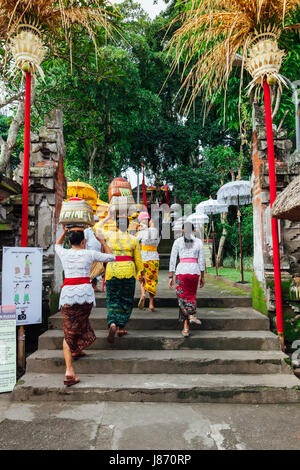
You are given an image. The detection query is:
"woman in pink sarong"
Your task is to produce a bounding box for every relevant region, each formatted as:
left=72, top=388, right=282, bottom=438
left=169, top=222, right=205, bottom=337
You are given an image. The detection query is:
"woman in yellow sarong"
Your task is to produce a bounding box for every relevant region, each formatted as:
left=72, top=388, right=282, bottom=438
left=136, top=212, right=160, bottom=312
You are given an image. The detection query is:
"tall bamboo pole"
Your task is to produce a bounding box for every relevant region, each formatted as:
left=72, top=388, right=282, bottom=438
left=18, top=71, right=32, bottom=371
left=211, top=215, right=218, bottom=276
left=263, top=79, right=284, bottom=351
left=237, top=195, right=244, bottom=283
left=136, top=170, right=140, bottom=205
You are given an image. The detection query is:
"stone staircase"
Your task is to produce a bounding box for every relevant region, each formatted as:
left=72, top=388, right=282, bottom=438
left=12, top=280, right=300, bottom=404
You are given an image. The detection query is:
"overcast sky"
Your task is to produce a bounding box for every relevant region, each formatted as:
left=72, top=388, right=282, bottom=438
left=112, top=0, right=168, bottom=19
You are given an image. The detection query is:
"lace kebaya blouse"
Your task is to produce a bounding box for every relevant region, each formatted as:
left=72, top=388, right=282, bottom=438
left=104, top=231, right=144, bottom=281
left=169, top=236, right=205, bottom=276
left=55, top=244, right=115, bottom=307
left=136, top=227, right=160, bottom=262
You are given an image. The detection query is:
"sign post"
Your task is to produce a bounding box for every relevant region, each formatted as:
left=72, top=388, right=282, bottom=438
left=0, top=306, right=16, bottom=393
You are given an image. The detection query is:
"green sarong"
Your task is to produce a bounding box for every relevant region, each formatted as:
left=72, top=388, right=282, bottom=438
left=106, top=277, right=136, bottom=328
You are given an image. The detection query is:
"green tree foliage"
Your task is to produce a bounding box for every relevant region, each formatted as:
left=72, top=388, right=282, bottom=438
left=0, top=113, right=23, bottom=174
left=2, top=0, right=299, bottom=262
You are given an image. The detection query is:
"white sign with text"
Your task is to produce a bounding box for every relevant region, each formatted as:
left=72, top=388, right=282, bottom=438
left=2, top=247, right=43, bottom=326
left=0, top=305, right=16, bottom=393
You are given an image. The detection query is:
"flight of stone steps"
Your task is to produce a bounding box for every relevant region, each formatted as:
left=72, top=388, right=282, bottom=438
left=12, top=284, right=300, bottom=404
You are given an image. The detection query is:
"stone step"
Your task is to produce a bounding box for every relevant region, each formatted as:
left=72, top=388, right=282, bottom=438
left=49, top=307, right=269, bottom=331
left=95, top=296, right=252, bottom=308
left=38, top=329, right=280, bottom=351
left=12, top=373, right=300, bottom=404
left=55, top=307, right=269, bottom=331
left=26, top=349, right=291, bottom=375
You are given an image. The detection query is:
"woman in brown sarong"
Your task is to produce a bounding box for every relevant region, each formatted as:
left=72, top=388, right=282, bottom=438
left=55, top=226, right=115, bottom=386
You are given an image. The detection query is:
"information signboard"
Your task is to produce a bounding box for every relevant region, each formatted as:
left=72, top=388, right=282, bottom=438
left=2, top=247, right=43, bottom=326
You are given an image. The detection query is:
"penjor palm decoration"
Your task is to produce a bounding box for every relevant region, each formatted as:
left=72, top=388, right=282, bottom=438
left=168, top=0, right=300, bottom=350
left=0, top=0, right=115, bottom=247
left=168, top=0, right=300, bottom=111
left=0, top=1, right=116, bottom=372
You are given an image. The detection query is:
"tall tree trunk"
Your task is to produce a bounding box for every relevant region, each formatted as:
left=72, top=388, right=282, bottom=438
left=216, top=212, right=227, bottom=266
left=0, top=84, right=36, bottom=175
left=88, top=141, right=97, bottom=180
left=6, top=159, right=11, bottom=178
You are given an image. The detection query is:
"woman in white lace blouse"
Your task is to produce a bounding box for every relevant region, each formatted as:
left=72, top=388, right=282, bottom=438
left=55, top=227, right=115, bottom=386
left=169, top=222, right=205, bottom=337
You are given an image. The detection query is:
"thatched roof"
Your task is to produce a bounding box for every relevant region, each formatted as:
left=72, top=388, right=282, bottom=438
left=272, top=175, right=300, bottom=221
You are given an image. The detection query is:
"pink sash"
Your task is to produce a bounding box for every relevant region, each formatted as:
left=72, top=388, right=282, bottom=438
left=180, top=258, right=198, bottom=263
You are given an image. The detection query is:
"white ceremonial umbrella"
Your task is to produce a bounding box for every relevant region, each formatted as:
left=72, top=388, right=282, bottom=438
left=217, top=180, right=251, bottom=206
left=187, top=213, right=209, bottom=241
left=172, top=216, right=187, bottom=239
left=187, top=213, right=209, bottom=225
left=196, top=198, right=228, bottom=276
left=172, top=216, right=186, bottom=229
left=196, top=198, right=228, bottom=215
left=217, top=180, right=251, bottom=283
left=173, top=213, right=208, bottom=238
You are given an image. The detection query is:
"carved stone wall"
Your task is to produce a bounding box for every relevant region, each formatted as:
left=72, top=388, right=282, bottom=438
left=252, top=102, right=300, bottom=341
left=1, top=109, right=67, bottom=317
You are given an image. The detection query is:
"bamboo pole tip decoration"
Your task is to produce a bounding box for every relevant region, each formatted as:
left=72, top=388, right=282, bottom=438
left=11, top=24, right=46, bottom=78
left=246, top=33, right=286, bottom=93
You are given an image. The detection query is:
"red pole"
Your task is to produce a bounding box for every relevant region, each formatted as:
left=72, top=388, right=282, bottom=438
left=21, top=72, right=31, bottom=248
left=263, top=80, right=284, bottom=351
left=18, top=72, right=31, bottom=372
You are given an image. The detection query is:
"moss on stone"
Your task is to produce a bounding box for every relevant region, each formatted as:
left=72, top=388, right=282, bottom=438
left=49, top=291, right=60, bottom=316
left=284, top=357, right=293, bottom=369
left=283, top=315, right=300, bottom=344
left=252, top=273, right=268, bottom=315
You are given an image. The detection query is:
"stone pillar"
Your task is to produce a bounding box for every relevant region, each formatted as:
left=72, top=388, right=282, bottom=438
left=252, top=103, right=300, bottom=341
left=14, top=108, right=67, bottom=315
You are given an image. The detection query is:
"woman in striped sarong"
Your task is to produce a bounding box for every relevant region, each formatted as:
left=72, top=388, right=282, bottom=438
left=169, top=222, right=205, bottom=337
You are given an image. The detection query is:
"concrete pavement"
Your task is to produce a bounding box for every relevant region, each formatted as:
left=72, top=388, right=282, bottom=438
left=0, top=393, right=300, bottom=450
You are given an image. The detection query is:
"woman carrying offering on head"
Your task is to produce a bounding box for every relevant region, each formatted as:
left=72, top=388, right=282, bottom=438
left=136, top=212, right=160, bottom=312
left=169, top=222, right=205, bottom=337
left=55, top=226, right=115, bottom=386
left=98, top=212, right=146, bottom=343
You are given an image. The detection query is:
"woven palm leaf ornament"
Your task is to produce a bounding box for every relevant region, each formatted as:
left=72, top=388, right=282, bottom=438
left=245, top=31, right=287, bottom=95
left=0, top=0, right=117, bottom=80
left=10, top=22, right=46, bottom=79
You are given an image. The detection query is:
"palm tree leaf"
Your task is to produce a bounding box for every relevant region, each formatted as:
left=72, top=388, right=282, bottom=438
left=167, top=0, right=300, bottom=113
